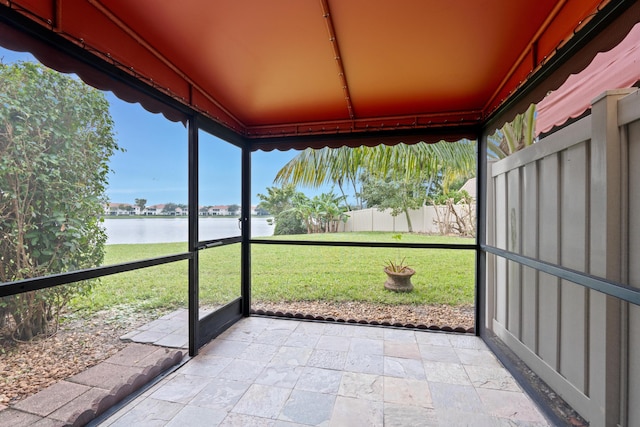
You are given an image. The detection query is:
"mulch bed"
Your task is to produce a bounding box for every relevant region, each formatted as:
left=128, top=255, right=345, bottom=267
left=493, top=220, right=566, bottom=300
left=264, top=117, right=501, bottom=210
left=0, top=307, right=158, bottom=407
left=252, top=301, right=475, bottom=331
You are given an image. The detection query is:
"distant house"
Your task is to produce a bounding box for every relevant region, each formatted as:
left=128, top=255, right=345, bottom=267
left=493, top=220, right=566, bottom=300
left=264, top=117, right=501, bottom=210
left=144, top=205, right=158, bottom=215
left=145, top=204, right=167, bottom=215
left=199, top=206, right=211, bottom=216
left=208, top=205, right=230, bottom=216
left=104, top=203, right=134, bottom=216
left=460, top=178, right=476, bottom=200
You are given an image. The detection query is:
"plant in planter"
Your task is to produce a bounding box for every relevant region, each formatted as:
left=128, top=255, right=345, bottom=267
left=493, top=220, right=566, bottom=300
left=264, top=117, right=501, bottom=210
left=383, top=235, right=415, bottom=292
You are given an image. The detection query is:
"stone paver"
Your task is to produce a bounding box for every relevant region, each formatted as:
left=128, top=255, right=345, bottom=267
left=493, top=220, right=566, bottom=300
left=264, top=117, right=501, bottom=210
left=307, top=348, right=347, bottom=370
left=68, top=363, right=145, bottom=390
left=189, top=378, right=250, bottom=411
left=148, top=374, right=210, bottom=405
left=99, top=316, right=552, bottom=426
left=383, top=376, right=432, bottom=408
left=231, top=384, right=291, bottom=419
left=47, top=387, right=110, bottom=422
left=384, top=402, right=439, bottom=427
left=104, top=343, right=165, bottom=367
left=330, top=396, right=384, bottom=427
left=338, top=372, right=383, bottom=401
left=278, top=389, right=335, bottom=425
left=0, top=408, right=43, bottom=426
left=13, top=381, right=91, bottom=417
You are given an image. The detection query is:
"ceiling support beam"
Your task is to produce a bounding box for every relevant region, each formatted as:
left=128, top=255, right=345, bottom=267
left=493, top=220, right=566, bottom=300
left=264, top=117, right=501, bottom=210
left=320, top=0, right=355, bottom=121
left=484, top=0, right=569, bottom=113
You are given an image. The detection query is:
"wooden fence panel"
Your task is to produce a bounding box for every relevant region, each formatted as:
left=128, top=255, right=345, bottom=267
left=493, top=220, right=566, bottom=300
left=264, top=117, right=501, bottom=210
left=507, top=169, right=522, bottom=338
left=537, top=154, right=560, bottom=369
left=488, top=89, right=639, bottom=426
left=494, top=173, right=508, bottom=326
left=559, top=141, right=589, bottom=394
left=521, top=162, right=538, bottom=351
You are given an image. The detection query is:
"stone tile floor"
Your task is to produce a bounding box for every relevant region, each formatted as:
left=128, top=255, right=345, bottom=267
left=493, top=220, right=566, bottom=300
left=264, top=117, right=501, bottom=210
left=100, top=316, right=550, bottom=426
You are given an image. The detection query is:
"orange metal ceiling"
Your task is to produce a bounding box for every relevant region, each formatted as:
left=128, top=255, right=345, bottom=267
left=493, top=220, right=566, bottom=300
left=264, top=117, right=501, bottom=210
left=1, top=0, right=638, bottom=145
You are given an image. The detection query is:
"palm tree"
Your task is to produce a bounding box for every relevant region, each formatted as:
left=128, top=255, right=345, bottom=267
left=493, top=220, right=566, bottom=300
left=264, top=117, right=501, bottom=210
left=274, top=141, right=476, bottom=212
left=488, top=104, right=537, bottom=159
left=287, top=192, right=314, bottom=234
left=363, top=141, right=476, bottom=194
left=314, top=192, right=347, bottom=232
left=274, top=147, right=363, bottom=210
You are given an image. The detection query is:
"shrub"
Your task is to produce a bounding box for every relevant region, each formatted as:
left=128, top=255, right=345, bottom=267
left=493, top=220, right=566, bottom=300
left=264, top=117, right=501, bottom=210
left=0, top=62, right=119, bottom=340
left=274, top=211, right=306, bottom=235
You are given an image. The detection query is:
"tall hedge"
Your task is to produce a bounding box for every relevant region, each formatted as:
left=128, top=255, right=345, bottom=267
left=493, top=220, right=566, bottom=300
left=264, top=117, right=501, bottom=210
left=0, top=62, right=119, bottom=340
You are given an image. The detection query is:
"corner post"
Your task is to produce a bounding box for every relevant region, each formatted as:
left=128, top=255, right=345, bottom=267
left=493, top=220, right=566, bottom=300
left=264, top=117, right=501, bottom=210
left=476, top=130, right=488, bottom=336
left=588, top=89, right=633, bottom=426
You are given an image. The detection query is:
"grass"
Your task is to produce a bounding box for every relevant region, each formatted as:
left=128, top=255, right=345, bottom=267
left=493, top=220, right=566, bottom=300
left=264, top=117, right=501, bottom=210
left=71, top=233, right=475, bottom=313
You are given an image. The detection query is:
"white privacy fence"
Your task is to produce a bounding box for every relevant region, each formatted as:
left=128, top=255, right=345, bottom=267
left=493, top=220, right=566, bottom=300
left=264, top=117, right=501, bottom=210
left=486, top=89, right=640, bottom=427
left=338, top=203, right=475, bottom=236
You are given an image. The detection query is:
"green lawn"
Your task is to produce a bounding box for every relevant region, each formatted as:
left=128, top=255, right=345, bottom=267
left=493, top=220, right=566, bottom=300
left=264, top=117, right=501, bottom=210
left=72, top=233, right=475, bottom=313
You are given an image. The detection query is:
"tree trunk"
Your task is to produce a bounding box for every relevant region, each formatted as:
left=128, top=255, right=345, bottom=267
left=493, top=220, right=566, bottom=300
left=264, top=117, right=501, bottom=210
left=0, top=306, right=6, bottom=329
left=402, top=204, right=414, bottom=233
left=7, top=291, right=50, bottom=340
left=337, top=182, right=352, bottom=211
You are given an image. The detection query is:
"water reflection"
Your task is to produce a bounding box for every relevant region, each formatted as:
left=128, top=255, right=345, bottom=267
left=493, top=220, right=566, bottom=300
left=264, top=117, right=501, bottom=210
left=104, top=217, right=274, bottom=244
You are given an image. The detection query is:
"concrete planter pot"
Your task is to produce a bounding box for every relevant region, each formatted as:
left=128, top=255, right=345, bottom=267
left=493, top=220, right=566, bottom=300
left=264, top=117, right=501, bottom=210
left=383, top=267, right=415, bottom=292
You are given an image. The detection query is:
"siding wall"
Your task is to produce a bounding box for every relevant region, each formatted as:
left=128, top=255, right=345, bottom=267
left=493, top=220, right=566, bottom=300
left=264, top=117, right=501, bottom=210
left=487, top=89, right=640, bottom=426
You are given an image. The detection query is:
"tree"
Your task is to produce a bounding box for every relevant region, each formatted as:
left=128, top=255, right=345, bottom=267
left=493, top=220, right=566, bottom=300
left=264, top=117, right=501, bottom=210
left=163, top=202, right=178, bottom=214
left=312, top=192, right=348, bottom=233
left=256, top=184, right=309, bottom=235
left=134, top=198, right=147, bottom=214
left=359, top=171, right=428, bottom=232
left=227, top=204, right=240, bottom=216
left=274, top=141, right=476, bottom=232
left=256, top=184, right=297, bottom=217
left=275, top=141, right=475, bottom=205
left=274, top=210, right=306, bottom=235
left=429, top=190, right=476, bottom=237
left=285, top=192, right=314, bottom=233
left=0, top=62, right=119, bottom=340
left=275, top=147, right=363, bottom=210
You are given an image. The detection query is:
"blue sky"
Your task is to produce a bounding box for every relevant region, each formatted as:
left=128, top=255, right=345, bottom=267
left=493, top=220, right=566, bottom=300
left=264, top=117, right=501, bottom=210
left=1, top=47, right=331, bottom=206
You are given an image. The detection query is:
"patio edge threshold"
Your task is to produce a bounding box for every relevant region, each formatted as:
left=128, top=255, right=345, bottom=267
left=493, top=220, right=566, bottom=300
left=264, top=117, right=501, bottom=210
left=250, top=308, right=475, bottom=334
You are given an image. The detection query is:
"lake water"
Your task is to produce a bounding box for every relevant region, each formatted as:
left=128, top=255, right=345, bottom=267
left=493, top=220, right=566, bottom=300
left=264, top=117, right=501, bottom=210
left=104, top=217, right=274, bottom=244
